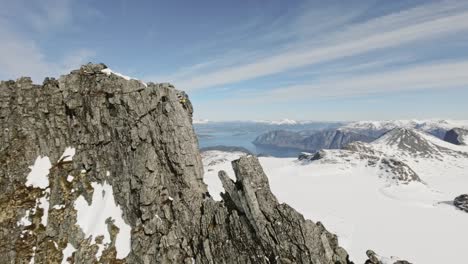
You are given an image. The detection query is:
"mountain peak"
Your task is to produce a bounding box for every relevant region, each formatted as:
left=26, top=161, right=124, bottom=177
left=373, top=128, right=441, bottom=157
left=1, top=64, right=350, bottom=263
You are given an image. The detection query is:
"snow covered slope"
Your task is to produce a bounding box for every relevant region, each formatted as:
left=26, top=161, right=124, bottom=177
left=370, top=128, right=468, bottom=159
left=343, top=119, right=468, bottom=131
left=342, top=119, right=468, bottom=139
left=202, top=130, right=468, bottom=263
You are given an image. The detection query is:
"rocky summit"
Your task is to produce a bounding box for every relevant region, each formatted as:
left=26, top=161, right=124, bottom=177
left=0, top=63, right=351, bottom=263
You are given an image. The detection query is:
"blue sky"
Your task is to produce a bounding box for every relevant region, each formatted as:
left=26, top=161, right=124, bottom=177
left=1, top=0, right=468, bottom=121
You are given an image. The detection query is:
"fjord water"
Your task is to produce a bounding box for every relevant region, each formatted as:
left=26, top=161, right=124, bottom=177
left=194, top=121, right=341, bottom=157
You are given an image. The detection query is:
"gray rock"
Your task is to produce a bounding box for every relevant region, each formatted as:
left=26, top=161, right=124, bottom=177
left=0, top=63, right=351, bottom=263
left=365, top=250, right=381, bottom=264
left=364, top=249, right=412, bottom=264
left=454, top=194, right=468, bottom=213
left=298, top=150, right=326, bottom=162
left=444, top=128, right=468, bottom=145
left=379, top=158, right=422, bottom=184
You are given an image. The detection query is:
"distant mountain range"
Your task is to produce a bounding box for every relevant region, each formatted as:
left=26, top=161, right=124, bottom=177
left=193, top=118, right=345, bottom=126
left=253, top=119, right=468, bottom=152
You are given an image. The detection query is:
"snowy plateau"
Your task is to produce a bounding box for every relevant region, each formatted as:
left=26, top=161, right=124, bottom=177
left=202, top=127, right=468, bottom=264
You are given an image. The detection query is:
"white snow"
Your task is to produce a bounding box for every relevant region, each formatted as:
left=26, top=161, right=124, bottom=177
left=26, top=156, right=51, bottom=189
left=259, top=119, right=299, bottom=125
left=202, top=147, right=468, bottom=264
left=17, top=209, right=32, bottom=226
left=372, top=128, right=468, bottom=157
left=343, top=119, right=468, bottom=131
left=201, top=150, right=246, bottom=200
left=53, top=204, right=65, bottom=210
left=101, top=68, right=147, bottom=87
left=38, top=191, right=50, bottom=226
left=73, top=181, right=131, bottom=259
left=29, top=246, right=36, bottom=264
left=253, top=119, right=317, bottom=125
left=61, top=243, right=76, bottom=264
left=59, top=147, right=76, bottom=162
left=463, top=135, right=468, bottom=145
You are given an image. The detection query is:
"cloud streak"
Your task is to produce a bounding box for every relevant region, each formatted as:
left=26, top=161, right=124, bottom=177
left=0, top=0, right=95, bottom=82
left=262, top=60, right=468, bottom=101
left=165, top=1, right=468, bottom=92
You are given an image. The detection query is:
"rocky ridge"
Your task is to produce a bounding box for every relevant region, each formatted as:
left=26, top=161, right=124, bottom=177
left=444, top=128, right=468, bottom=145
left=0, top=63, right=350, bottom=263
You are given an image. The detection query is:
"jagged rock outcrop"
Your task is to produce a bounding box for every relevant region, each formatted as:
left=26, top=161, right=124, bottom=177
left=298, top=151, right=325, bottom=161
left=0, top=63, right=351, bottom=263
left=364, top=250, right=412, bottom=264
left=454, top=194, right=468, bottom=213
left=444, top=128, right=468, bottom=145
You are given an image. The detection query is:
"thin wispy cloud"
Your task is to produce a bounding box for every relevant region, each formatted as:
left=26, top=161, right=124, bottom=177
left=1, top=0, right=467, bottom=120
left=164, top=0, right=468, bottom=93
left=263, top=60, right=468, bottom=101
left=0, top=0, right=96, bottom=82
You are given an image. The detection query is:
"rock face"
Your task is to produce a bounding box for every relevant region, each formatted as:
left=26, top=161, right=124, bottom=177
left=454, top=194, right=468, bottom=213
left=0, top=63, right=350, bottom=263
left=253, top=129, right=375, bottom=152
left=444, top=128, right=468, bottom=145
left=253, top=130, right=306, bottom=150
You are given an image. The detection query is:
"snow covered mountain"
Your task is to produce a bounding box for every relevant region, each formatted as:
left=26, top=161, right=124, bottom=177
left=203, top=128, right=468, bottom=264
left=343, top=119, right=468, bottom=131
left=342, top=119, right=468, bottom=138
left=251, top=119, right=468, bottom=155
left=370, top=128, right=468, bottom=159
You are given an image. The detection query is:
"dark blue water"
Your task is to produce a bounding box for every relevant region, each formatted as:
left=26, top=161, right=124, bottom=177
left=194, top=121, right=342, bottom=157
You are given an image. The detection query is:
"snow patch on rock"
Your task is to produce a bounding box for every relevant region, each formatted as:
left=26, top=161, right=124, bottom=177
left=101, top=68, right=147, bottom=87
left=26, top=156, right=51, bottom=189
left=38, top=191, right=50, bottom=226
left=73, top=181, right=131, bottom=259
left=202, top=150, right=246, bottom=200
left=61, top=243, right=76, bottom=264
left=59, top=147, right=76, bottom=162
